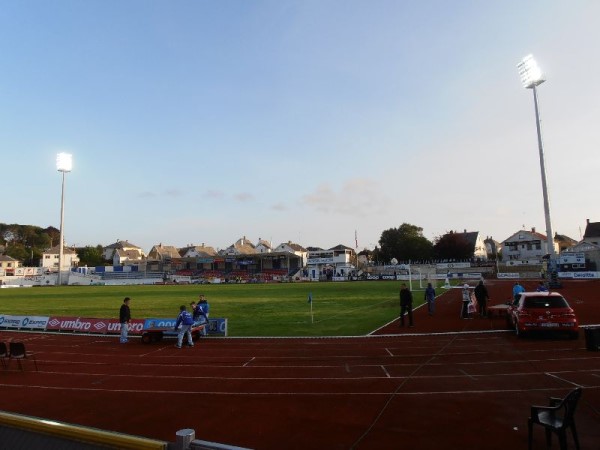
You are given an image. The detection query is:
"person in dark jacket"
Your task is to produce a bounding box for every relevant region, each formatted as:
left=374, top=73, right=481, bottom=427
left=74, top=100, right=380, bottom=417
left=399, top=283, right=414, bottom=327
left=474, top=280, right=490, bottom=317
left=119, top=297, right=131, bottom=344
left=424, top=282, right=436, bottom=316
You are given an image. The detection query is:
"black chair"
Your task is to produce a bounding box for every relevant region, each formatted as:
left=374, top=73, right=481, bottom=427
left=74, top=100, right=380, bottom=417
left=8, top=342, right=38, bottom=371
left=528, top=387, right=582, bottom=450
left=0, top=342, right=8, bottom=369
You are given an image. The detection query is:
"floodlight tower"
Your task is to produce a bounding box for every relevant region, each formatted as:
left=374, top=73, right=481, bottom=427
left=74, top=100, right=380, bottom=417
left=56, top=153, right=73, bottom=286
left=517, top=55, right=558, bottom=286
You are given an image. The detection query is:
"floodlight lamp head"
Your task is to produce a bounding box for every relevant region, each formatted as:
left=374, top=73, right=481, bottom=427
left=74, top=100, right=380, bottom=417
left=517, top=54, right=545, bottom=89
left=56, top=152, right=73, bottom=172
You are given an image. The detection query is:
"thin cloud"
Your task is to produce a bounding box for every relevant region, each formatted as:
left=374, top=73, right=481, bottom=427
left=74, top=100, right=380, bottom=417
left=205, top=190, right=225, bottom=199
left=234, top=192, right=254, bottom=202
left=271, top=202, right=287, bottom=211
left=164, top=189, right=182, bottom=197
left=301, top=178, right=389, bottom=217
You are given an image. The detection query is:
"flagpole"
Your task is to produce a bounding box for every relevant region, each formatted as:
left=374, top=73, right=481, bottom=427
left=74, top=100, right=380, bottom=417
left=310, top=300, right=314, bottom=324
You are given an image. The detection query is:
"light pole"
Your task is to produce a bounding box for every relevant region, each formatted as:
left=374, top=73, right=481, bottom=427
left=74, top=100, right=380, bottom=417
left=56, top=153, right=73, bottom=286
left=517, top=55, right=558, bottom=287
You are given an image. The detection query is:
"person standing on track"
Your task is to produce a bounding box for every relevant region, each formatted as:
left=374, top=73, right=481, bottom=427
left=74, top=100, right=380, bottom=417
left=474, top=280, right=490, bottom=318
left=461, top=284, right=472, bottom=319
left=424, top=282, right=436, bottom=316
left=198, top=294, right=210, bottom=336
left=513, top=281, right=525, bottom=303
left=119, top=297, right=131, bottom=344
left=174, top=305, right=194, bottom=349
left=399, top=283, right=414, bottom=327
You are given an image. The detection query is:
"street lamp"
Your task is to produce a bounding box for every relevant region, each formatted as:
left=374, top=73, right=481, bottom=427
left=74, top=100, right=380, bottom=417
left=517, top=55, right=558, bottom=286
left=56, top=152, right=72, bottom=286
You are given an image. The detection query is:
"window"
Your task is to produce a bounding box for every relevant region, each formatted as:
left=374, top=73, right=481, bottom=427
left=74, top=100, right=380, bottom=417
left=523, top=296, right=568, bottom=308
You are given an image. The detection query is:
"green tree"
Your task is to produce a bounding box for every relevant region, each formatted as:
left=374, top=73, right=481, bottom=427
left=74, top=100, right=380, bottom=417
left=433, top=231, right=472, bottom=260
left=77, top=245, right=105, bottom=267
left=378, top=223, right=433, bottom=263
left=5, top=243, right=29, bottom=262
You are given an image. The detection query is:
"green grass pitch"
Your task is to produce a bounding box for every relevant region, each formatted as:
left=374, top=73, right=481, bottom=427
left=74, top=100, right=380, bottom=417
left=0, top=281, right=432, bottom=336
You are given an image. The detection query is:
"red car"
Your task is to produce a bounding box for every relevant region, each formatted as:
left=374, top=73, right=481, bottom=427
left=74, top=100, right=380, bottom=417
left=506, top=292, right=579, bottom=339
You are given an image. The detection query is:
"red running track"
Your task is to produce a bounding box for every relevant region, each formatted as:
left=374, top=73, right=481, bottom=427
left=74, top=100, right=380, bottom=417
left=0, top=279, right=599, bottom=449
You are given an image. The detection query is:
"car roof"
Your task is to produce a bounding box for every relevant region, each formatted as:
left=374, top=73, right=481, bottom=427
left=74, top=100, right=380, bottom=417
left=519, top=291, right=562, bottom=298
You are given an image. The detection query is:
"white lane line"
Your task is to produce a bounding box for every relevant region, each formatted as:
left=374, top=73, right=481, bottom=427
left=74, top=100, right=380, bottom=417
left=1, top=384, right=586, bottom=396
left=380, top=365, right=391, bottom=378
left=243, top=357, right=256, bottom=367
left=20, top=368, right=600, bottom=382
left=545, top=372, right=584, bottom=388
left=385, top=348, right=393, bottom=356
left=458, top=369, right=477, bottom=381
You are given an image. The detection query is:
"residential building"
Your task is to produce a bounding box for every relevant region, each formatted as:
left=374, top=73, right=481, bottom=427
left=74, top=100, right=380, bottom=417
left=102, top=240, right=146, bottom=261
left=581, top=219, right=600, bottom=246
left=0, top=255, right=20, bottom=276
left=147, top=243, right=181, bottom=272
left=501, top=227, right=557, bottom=263
left=255, top=238, right=273, bottom=254
left=41, top=245, right=80, bottom=272
left=457, top=230, right=488, bottom=261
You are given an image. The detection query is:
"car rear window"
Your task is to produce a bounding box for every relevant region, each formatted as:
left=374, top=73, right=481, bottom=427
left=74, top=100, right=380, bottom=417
left=523, top=296, right=569, bottom=308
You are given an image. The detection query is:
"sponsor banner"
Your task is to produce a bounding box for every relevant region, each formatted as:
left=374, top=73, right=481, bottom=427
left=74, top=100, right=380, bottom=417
left=144, top=317, right=228, bottom=336
left=497, top=273, right=521, bottom=279
left=559, top=253, right=585, bottom=264
left=207, top=318, right=228, bottom=336
left=307, top=258, right=334, bottom=264
left=558, top=271, right=600, bottom=279
left=447, top=273, right=482, bottom=279
left=46, top=317, right=146, bottom=334
left=572, top=272, right=600, bottom=279
left=436, top=263, right=470, bottom=270
left=144, top=318, right=177, bottom=329
left=380, top=274, right=398, bottom=280
left=196, top=258, right=214, bottom=263
left=0, top=315, right=49, bottom=329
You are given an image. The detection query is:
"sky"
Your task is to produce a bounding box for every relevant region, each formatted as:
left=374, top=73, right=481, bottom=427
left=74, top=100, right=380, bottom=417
left=1, top=1, right=599, bottom=254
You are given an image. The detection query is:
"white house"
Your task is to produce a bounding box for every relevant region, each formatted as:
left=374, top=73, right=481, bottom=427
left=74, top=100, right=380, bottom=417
left=41, top=245, right=80, bottom=272
left=273, top=241, right=307, bottom=266
left=501, top=227, right=557, bottom=263
left=255, top=238, right=273, bottom=254
left=306, top=245, right=355, bottom=280
left=103, top=240, right=146, bottom=262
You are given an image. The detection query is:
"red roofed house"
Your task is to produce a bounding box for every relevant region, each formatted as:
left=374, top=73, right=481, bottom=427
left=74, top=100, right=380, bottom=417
left=501, top=227, right=558, bottom=263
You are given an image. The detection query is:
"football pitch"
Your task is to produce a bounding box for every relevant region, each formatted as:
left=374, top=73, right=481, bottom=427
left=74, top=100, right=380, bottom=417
left=0, top=281, right=430, bottom=336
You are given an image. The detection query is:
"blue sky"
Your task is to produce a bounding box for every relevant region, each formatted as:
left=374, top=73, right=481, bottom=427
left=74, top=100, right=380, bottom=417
left=1, top=1, right=598, bottom=253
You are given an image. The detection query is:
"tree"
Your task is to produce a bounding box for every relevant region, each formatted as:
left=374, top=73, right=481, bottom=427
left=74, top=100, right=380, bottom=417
left=433, top=231, right=472, bottom=260
left=5, top=243, right=29, bottom=262
left=1, top=223, right=58, bottom=266
left=77, top=245, right=105, bottom=267
left=378, top=223, right=433, bottom=263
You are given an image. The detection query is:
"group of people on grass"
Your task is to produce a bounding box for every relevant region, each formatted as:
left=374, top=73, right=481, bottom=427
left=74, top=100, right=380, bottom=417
left=118, top=294, right=210, bottom=347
